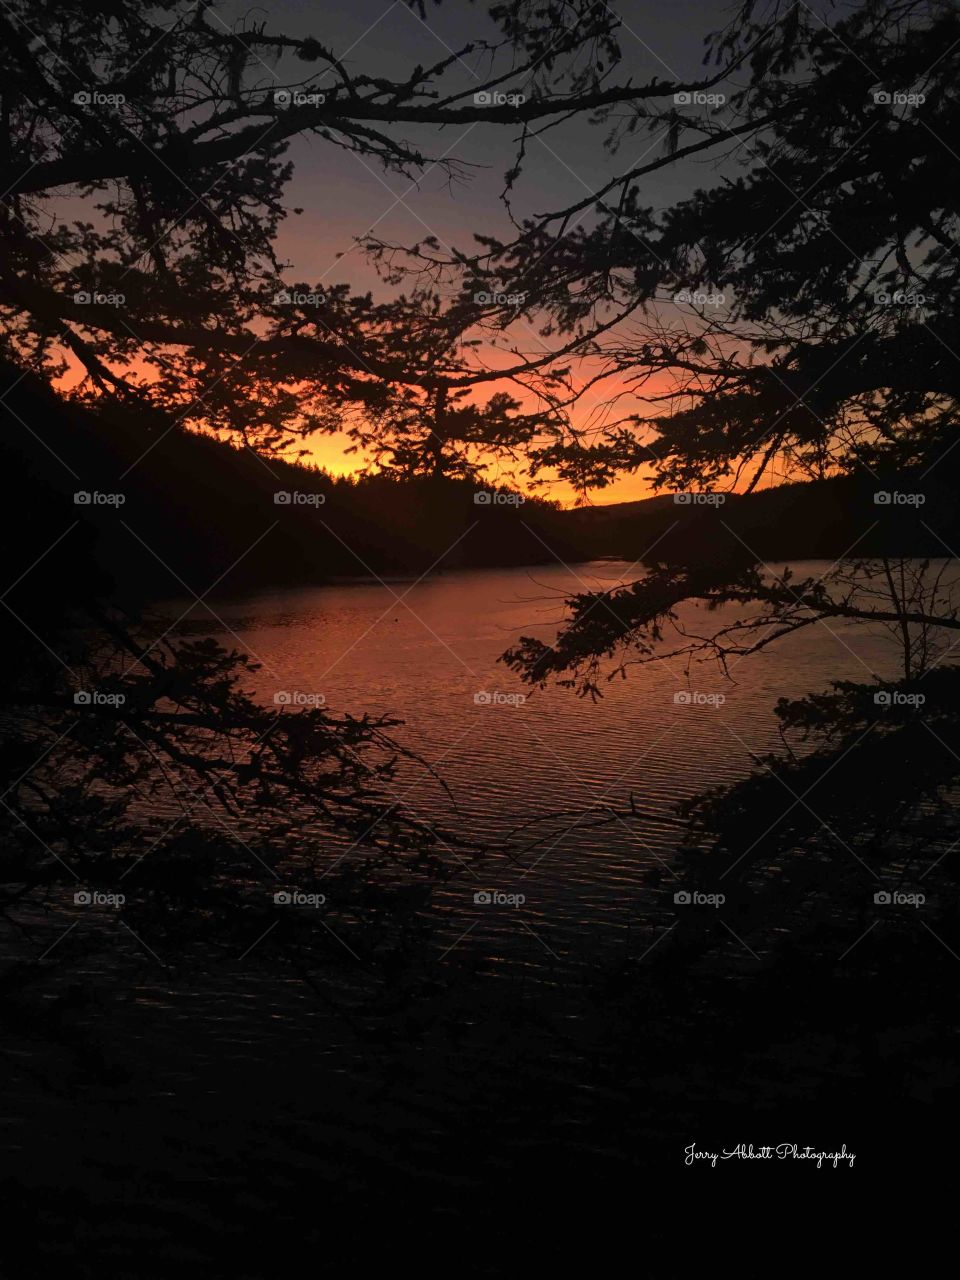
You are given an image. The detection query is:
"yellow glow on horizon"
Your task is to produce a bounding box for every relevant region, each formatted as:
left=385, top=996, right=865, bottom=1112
left=55, top=343, right=663, bottom=507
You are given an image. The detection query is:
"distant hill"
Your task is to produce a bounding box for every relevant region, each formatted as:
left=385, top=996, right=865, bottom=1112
left=562, top=472, right=960, bottom=564
left=0, top=362, right=589, bottom=603
left=565, top=493, right=676, bottom=522
left=3, top=360, right=952, bottom=610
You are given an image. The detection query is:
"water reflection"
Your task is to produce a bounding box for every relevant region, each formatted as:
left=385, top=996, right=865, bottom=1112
left=155, top=560, right=903, bottom=957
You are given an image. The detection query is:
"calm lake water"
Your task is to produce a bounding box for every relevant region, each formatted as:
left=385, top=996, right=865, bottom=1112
left=0, top=558, right=923, bottom=1176
left=165, top=559, right=906, bottom=966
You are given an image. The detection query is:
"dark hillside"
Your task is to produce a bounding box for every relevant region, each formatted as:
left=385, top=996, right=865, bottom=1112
left=563, top=470, right=960, bottom=564
left=0, top=362, right=588, bottom=601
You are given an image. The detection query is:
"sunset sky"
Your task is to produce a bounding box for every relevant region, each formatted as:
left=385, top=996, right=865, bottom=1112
left=50, top=0, right=784, bottom=506
left=213, top=0, right=750, bottom=505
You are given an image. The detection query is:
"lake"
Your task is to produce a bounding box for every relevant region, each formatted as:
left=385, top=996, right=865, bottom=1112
left=0, top=557, right=939, bottom=1230
left=163, top=559, right=906, bottom=969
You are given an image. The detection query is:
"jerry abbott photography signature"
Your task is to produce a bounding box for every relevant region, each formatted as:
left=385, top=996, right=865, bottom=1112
left=685, top=1144, right=856, bottom=1168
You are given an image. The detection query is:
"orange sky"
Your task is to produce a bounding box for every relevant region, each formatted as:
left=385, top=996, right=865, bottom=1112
left=60, top=342, right=666, bottom=508
left=293, top=367, right=663, bottom=507
left=47, top=0, right=764, bottom=510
